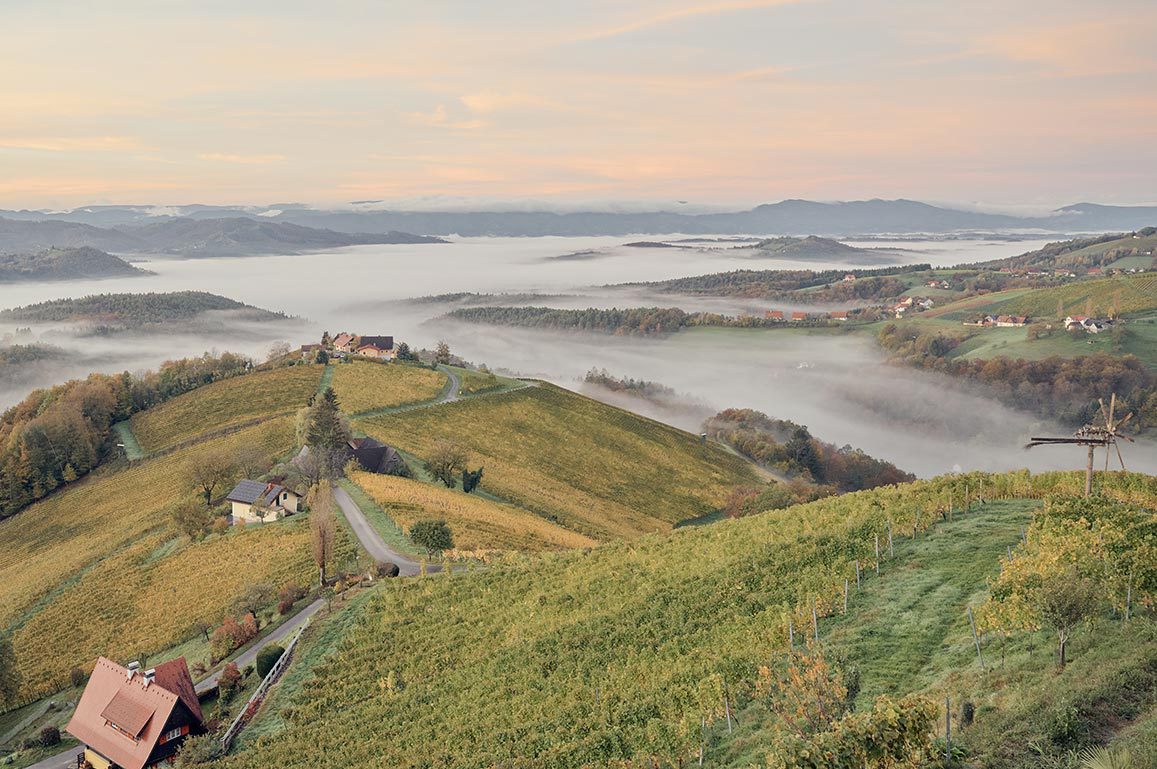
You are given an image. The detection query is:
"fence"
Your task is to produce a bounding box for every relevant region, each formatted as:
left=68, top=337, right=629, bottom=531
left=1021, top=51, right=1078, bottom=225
left=219, top=618, right=309, bottom=752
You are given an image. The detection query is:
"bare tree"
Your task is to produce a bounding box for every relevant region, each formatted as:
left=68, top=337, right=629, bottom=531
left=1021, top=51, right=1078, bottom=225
left=190, top=450, right=236, bottom=508
left=309, top=480, right=337, bottom=586
left=235, top=445, right=272, bottom=479
left=425, top=440, right=469, bottom=487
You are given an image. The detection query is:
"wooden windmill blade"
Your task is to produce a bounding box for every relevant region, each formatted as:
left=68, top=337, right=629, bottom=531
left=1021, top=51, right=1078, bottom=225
left=1108, top=393, right=1117, bottom=427
left=1115, top=441, right=1127, bottom=471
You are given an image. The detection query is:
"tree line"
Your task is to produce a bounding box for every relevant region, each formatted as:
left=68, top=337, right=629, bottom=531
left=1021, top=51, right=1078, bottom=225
left=705, top=408, right=915, bottom=508
left=0, top=352, right=252, bottom=517
left=876, top=324, right=1157, bottom=430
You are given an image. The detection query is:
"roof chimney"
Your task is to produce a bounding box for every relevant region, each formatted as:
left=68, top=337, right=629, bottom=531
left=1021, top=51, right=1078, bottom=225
left=126, top=661, right=141, bottom=680
left=144, top=668, right=156, bottom=687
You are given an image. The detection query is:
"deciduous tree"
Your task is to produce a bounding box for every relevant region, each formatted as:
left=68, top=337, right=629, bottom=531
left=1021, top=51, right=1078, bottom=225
left=309, top=481, right=337, bottom=586
left=410, top=519, right=453, bottom=558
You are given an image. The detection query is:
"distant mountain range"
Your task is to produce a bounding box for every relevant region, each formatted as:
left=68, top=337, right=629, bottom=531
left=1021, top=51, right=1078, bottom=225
left=0, top=247, right=149, bottom=283
left=0, top=216, right=446, bottom=258
left=2, top=199, right=1155, bottom=237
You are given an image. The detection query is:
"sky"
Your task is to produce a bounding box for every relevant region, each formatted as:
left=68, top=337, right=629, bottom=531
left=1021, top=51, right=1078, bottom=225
left=1, top=0, right=1155, bottom=210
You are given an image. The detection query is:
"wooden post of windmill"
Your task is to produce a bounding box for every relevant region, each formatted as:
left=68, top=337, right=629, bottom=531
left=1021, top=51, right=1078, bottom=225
left=1025, top=393, right=1133, bottom=497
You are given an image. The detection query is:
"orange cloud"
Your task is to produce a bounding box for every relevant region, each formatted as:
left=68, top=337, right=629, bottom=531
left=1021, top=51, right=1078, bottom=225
left=197, top=153, right=287, bottom=164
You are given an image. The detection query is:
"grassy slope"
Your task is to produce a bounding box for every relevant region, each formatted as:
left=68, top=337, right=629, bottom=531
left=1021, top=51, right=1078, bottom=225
left=130, top=365, right=323, bottom=452
left=716, top=500, right=1033, bottom=766
left=962, top=274, right=1157, bottom=319
left=218, top=475, right=1155, bottom=769
left=329, top=361, right=448, bottom=415
left=354, top=383, right=759, bottom=540
left=0, top=417, right=300, bottom=696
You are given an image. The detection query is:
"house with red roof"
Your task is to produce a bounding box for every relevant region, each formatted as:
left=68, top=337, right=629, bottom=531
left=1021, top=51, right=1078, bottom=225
left=67, top=657, right=205, bottom=769
left=764, top=310, right=784, bottom=321
left=790, top=311, right=808, bottom=322
left=829, top=310, right=849, bottom=321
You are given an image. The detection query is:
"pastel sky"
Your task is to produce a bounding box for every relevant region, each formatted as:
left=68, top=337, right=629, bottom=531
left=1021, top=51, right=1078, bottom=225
left=2, top=0, right=1155, bottom=209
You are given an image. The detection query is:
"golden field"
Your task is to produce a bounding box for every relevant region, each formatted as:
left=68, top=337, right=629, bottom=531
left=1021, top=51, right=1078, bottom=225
left=349, top=470, right=597, bottom=553
left=330, top=361, right=447, bottom=414
left=0, top=418, right=300, bottom=696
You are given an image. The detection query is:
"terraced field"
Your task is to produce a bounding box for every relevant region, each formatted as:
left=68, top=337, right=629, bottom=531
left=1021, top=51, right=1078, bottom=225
left=0, top=417, right=300, bottom=697
left=130, top=365, right=323, bottom=452
left=349, top=470, right=597, bottom=554
left=355, top=384, right=758, bottom=540
left=330, top=361, right=448, bottom=414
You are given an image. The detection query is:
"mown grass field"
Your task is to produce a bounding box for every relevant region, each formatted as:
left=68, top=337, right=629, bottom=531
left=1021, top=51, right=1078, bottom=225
left=222, top=471, right=1155, bottom=769
left=349, top=470, right=596, bottom=554
left=355, top=384, right=759, bottom=540
left=0, top=417, right=300, bottom=697
left=329, top=361, right=447, bottom=414
left=130, top=365, right=323, bottom=452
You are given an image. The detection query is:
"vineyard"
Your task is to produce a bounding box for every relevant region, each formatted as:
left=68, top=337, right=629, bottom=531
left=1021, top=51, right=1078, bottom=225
left=130, top=365, right=323, bottom=452
left=988, top=273, right=1157, bottom=318
left=354, top=384, right=758, bottom=540
left=0, top=418, right=299, bottom=697
left=222, top=471, right=1156, bottom=769
left=349, top=470, right=596, bottom=554
left=10, top=517, right=353, bottom=695
left=330, top=361, right=447, bottom=415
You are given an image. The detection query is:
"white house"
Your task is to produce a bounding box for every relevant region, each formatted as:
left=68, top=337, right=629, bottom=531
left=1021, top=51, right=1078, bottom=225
left=225, top=480, right=301, bottom=524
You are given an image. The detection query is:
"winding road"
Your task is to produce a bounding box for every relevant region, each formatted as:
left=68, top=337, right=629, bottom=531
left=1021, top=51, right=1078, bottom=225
left=332, top=486, right=423, bottom=576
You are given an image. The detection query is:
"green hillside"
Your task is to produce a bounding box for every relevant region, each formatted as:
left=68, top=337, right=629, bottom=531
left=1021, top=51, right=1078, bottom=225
left=355, top=384, right=759, bottom=540
left=130, top=365, right=324, bottom=452
left=220, top=471, right=1156, bottom=769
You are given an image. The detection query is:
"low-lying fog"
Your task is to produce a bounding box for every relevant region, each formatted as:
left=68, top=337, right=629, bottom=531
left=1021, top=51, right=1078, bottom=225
left=3, top=234, right=1154, bottom=477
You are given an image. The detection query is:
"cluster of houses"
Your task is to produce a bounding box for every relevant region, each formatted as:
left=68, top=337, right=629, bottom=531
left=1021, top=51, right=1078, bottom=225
left=301, top=332, right=396, bottom=361
left=964, top=314, right=1030, bottom=328
left=1065, top=315, right=1115, bottom=334
left=891, top=296, right=935, bottom=318
left=763, top=310, right=850, bottom=322
left=224, top=437, right=409, bottom=526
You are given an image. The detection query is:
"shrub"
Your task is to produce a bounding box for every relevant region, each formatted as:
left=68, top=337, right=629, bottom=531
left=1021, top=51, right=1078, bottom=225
left=277, top=600, right=295, bottom=615
left=38, top=725, right=60, bottom=747
left=376, top=561, right=400, bottom=578
left=69, top=666, right=87, bottom=688
left=218, top=662, right=242, bottom=702
left=256, top=645, right=285, bottom=679
left=174, top=733, right=224, bottom=767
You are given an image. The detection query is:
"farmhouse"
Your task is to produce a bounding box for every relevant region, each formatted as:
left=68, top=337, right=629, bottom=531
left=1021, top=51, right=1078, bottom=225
left=355, top=335, right=395, bottom=359
left=66, top=657, right=205, bottom=769
left=995, top=315, right=1029, bottom=327
left=764, top=310, right=784, bottom=321
left=331, top=332, right=355, bottom=353
left=790, top=311, right=808, bottom=322
left=225, top=479, right=300, bottom=524
left=829, top=310, right=849, bottom=321
left=348, top=436, right=409, bottom=475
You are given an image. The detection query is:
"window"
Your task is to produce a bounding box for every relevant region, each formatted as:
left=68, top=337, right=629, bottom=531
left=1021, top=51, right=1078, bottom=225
left=159, top=725, right=187, bottom=745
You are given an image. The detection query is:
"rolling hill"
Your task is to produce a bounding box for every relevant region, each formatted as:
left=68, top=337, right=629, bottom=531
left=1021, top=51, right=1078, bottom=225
left=0, top=291, right=287, bottom=326
left=354, top=383, right=759, bottom=540
left=0, top=216, right=446, bottom=259
left=0, top=247, right=150, bottom=282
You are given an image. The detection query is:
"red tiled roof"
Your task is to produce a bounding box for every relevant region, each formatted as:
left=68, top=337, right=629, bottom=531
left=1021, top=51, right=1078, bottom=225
left=152, top=657, right=202, bottom=725
left=67, top=657, right=198, bottom=769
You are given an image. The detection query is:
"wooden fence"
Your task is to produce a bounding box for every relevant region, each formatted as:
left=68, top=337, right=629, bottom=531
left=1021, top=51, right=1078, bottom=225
left=219, top=619, right=309, bottom=752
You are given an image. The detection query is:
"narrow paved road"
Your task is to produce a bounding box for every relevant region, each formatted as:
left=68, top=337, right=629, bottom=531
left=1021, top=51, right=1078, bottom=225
left=332, top=486, right=422, bottom=576
left=194, top=598, right=323, bottom=693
